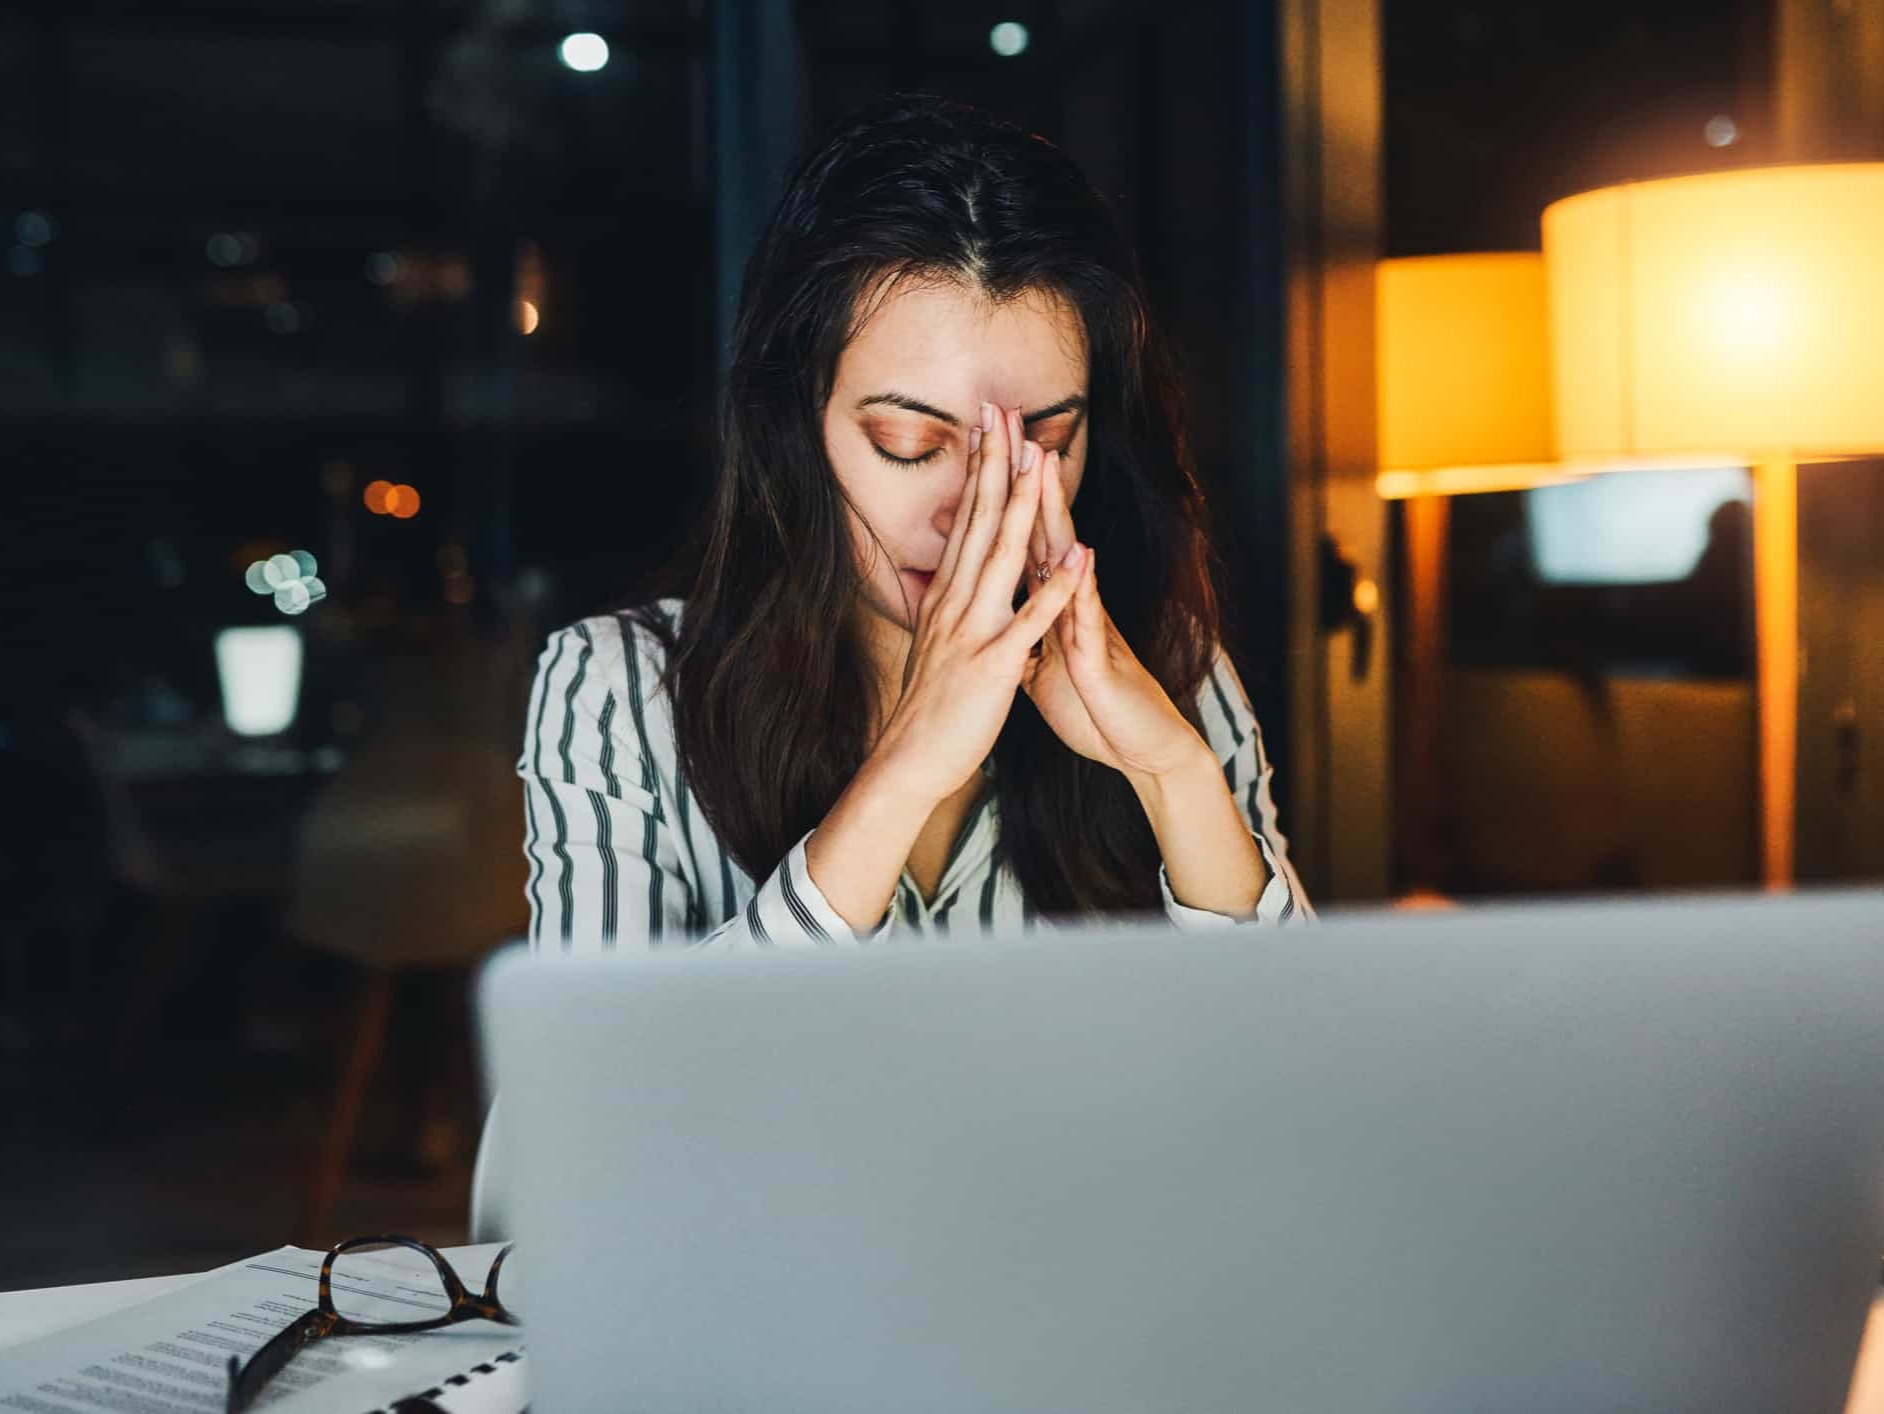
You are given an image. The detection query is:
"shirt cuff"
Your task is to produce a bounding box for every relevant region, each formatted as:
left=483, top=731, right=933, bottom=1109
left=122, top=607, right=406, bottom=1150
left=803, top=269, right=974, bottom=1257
left=783, top=828, right=898, bottom=944
left=762, top=828, right=844, bottom=943
left=1158, top=831, right=1299, bottom=928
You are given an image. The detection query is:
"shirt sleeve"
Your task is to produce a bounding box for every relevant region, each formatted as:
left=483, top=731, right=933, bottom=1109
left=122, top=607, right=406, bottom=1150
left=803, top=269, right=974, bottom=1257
left=519, top=619, right=892, bottom=950
left=1157, top=646, right=1315, bottom=929
left=692, top=826, right=899, bottom=949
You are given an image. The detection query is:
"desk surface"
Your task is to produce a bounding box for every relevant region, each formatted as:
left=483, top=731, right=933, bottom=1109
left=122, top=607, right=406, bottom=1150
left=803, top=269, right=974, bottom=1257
left=5, top=1257, right=1882, bottom=1410
left=0, top=1270, right=204, bottom=1351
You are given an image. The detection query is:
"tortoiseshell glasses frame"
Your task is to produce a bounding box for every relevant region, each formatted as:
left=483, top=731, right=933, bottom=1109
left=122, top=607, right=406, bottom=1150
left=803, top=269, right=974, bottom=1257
left=223, top=1234, right=518, bottom=1413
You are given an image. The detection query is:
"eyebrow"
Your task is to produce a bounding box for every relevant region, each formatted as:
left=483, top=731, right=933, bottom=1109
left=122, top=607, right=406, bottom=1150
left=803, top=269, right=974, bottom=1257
left=853, top=391, right=1088, bottom=428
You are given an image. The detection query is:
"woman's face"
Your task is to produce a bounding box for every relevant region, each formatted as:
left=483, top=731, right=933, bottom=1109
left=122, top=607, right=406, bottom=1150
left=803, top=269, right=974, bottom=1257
left=824, top=278, right=1089, bottom=655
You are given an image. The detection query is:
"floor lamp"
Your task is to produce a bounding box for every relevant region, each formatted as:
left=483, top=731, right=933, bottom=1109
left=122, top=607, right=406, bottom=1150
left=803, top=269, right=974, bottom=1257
left=1543, top=162, right=1884, bottom=890
left=1376, top=253, right=1559, bottom=894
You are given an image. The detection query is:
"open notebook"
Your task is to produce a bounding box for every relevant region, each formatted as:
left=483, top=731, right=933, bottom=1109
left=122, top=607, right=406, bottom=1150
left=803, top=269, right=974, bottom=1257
left=0, top=1243, right=527, bottom=1413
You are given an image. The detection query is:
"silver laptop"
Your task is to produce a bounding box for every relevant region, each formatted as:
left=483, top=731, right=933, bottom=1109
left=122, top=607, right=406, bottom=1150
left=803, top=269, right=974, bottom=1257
left=476, top=888, right=1884, bottom=1414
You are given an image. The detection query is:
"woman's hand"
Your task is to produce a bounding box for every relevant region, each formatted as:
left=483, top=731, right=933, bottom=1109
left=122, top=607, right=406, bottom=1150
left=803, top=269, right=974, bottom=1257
left=869, top=400, right=1090, bottom=807
left=1006, top=407, right=1205, bottom=783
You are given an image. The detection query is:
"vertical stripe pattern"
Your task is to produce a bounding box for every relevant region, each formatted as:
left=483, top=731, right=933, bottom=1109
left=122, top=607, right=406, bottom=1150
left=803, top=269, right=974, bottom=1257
left=517, top=604, right=1312, bottom=952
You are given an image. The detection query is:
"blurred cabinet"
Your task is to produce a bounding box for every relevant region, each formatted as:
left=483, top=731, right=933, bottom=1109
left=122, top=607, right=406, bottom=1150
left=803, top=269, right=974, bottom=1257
left=1438, top=670, right=1758, bottom=894
left=1396, top=473, right=1763, bottom=899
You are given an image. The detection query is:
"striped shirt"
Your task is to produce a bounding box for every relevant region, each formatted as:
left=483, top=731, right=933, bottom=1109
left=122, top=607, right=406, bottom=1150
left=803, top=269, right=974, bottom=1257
left=519, top=597, right=1313, bottom=950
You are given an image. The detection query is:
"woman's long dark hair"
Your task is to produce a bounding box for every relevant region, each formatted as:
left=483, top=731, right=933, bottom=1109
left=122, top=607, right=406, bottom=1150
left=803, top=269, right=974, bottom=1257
left=629, top=90, right=1230, bottom=921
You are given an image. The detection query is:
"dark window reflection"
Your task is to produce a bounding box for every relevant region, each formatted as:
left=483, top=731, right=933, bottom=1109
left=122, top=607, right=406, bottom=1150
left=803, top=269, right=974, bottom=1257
left=1447, top=468, right=1755, bottom=681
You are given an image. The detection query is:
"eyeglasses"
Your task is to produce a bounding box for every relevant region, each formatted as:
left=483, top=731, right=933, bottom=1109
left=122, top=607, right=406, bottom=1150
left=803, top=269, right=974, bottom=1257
left=224, top=1235, right=519, bottom=1414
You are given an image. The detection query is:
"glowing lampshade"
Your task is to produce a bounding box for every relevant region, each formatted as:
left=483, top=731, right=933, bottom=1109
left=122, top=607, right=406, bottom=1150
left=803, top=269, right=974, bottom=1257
left=216, top=625, right=303, bottom=736
left=1544, top=162, right=1884, bottom=893
left=1375, top=252, right=1557, bottom=498
left=1543, top=163, right=1884, bottom=461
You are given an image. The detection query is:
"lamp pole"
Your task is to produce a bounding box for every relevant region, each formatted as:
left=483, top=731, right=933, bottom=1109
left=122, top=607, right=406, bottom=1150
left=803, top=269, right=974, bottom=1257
left=1751, top=455, right=1799, bottom=890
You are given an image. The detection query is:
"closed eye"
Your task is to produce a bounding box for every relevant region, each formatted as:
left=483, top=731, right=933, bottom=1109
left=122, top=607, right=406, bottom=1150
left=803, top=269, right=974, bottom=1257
left=872, top=445, right=942, bottom=467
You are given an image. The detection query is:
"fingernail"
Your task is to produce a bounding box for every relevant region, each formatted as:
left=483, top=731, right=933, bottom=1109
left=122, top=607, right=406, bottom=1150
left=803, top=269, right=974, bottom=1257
left=1060, top=541, right=1082, bottom=566
left=980, top=402, right=994, bottom=432
left=1022, top=441, right=1038, bottom=471
left=968, top=425, right=982, bottom=453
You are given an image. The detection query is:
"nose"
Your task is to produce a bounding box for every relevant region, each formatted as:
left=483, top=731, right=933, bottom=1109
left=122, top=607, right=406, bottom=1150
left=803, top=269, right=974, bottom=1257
left=934, top=467, right=972, bottom=539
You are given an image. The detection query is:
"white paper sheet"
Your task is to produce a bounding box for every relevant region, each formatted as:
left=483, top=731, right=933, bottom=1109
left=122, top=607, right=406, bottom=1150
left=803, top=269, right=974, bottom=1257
left=0, top=1243, right=527, bottom=1413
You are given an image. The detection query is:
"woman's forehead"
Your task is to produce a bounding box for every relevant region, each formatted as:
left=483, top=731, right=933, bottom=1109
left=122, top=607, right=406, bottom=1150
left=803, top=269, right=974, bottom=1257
left=842, top=280, right=1087, bottom=406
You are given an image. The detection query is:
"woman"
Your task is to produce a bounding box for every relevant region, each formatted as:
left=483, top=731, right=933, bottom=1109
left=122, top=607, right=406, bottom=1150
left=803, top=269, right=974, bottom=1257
left=519, top=91, right=1311, bottom=949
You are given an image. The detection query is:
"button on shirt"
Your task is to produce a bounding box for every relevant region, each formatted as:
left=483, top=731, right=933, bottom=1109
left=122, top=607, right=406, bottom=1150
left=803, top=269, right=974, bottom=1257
left=519, top=598, right=1313, bottom=950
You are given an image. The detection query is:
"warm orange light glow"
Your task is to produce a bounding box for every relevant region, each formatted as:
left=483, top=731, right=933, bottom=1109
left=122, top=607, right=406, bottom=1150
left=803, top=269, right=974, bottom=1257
left=1545, top=165, right=1884, bottom=892
left=1376, top=463, right=1585, bottom=500
left=1543, top=163, right=1884, bottom=460
left=518, top=299, right=540, bottom=335
left=1376, top=253, right=1553, bottom=476
left=363, top=479, right=394, bottom=514
left=1752, top=457, right=1797, bottom=892
left=1390, top=889, right=1459, bottom=912
left=390, top=484, right=421, bottom=519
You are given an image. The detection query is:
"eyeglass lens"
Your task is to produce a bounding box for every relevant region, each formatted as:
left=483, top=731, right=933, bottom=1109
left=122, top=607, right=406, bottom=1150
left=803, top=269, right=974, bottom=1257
left=327, top=1240, right=517, bottom=1325
left=328, top=1241, right=441, bottom=1325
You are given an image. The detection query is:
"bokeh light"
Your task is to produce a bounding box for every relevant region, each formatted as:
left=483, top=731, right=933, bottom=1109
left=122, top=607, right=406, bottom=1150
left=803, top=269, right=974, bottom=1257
left=274, top=579, right=311, bottom=614
left=363, top=479, right=394, bottom=514
left=518, top=299, right=540, bottom=335
left=244, top=551, right=326, bottom=614
left=206, top=231, right=258, bottom=268
left=388, top=484, right=421, bottom=519
left=990, top=22, right=1029, bottom=56
left=364, top=250, right=402, bottom=286
left=14, top=211, right=56, bottom=247
left=559, top=32, right=609, bottom=72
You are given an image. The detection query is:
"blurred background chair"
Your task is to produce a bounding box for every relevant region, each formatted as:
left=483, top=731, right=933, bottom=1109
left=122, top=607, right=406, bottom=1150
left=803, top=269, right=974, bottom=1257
left=67, top=701, right=327, bottom=1101
left=285, top=618, right=528, bottom=1247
